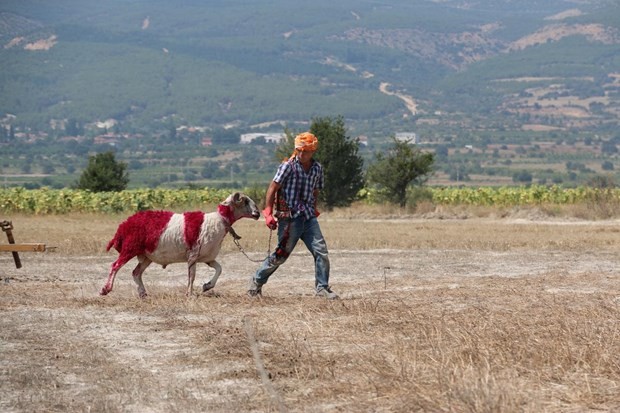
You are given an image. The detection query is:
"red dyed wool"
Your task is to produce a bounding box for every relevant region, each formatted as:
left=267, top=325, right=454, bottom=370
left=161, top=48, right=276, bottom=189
left=217, top=204, right=236, bottom=225
left=106, top=210, right=174, bottom=256
left=183, top=211, right=205, bottom=249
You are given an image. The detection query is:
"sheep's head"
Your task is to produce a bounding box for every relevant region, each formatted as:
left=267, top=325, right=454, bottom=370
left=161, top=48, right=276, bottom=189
left=221, top=192, right=260, bottom=223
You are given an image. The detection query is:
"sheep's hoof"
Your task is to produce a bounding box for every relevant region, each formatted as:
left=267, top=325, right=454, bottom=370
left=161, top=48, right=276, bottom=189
left=202, top=282, right=214, bottom=292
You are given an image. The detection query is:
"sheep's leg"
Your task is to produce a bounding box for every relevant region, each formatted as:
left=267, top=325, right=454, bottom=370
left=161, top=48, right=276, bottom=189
left=100, top=253, right=133, bottom=296
left=132, top=256, right=152, bottom=298
left=186, top=261, right=197, bottom=296
left=202, top=261, right=222, bottom=292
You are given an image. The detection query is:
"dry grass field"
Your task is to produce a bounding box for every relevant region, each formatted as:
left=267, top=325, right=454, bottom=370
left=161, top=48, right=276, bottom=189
left=1, top=207, right=619, bottom=412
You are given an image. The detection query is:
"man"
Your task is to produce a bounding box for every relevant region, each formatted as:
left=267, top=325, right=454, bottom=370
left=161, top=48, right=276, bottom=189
left=248, top=132, right=338, bottom=299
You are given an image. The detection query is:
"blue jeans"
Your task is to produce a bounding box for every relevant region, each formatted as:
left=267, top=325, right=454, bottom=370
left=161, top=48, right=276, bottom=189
left=254, top=216, right=330, bottom=289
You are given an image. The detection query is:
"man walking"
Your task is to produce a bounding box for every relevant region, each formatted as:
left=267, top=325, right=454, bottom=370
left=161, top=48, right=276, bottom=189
left=248, top=132, right=338, bottom=299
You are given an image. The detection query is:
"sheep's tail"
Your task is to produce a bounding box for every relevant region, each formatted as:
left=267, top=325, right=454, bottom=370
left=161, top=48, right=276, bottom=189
left=106, top=234, right=120, bottom=252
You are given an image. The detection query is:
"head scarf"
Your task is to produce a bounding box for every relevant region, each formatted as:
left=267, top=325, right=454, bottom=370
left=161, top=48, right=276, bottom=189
left=289, top=132, right=318, bottom=160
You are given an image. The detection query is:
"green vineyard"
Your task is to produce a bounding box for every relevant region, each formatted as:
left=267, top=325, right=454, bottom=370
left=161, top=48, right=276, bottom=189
left=1, top=186, right=618, bottom=215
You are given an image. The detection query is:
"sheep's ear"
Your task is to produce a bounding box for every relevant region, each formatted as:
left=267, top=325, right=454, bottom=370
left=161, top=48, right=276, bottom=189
left=232, top=192, right=243, bottom=205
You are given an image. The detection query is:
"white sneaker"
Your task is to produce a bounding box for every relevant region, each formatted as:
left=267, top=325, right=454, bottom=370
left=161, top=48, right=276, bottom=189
left=247, top=278, right=263, bottom=297
left=315, top=286, right=339, bottom=300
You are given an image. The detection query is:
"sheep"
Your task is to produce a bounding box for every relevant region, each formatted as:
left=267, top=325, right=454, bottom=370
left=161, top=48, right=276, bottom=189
left=100, top=192, right=260, bottom=298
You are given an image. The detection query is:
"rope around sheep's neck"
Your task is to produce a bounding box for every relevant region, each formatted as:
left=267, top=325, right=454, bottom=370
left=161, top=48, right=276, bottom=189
left=217, top=203, right=273, bottom=263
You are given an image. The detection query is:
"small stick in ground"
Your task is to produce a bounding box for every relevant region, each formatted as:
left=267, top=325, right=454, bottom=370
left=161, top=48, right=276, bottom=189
left=243, top=317, right=288, bottom=413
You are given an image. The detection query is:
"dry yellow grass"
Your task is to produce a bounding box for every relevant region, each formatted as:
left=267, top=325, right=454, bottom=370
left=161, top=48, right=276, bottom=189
left=1, top=210, right=619, bottom=412
left=3, top=202, right=619, bottom=255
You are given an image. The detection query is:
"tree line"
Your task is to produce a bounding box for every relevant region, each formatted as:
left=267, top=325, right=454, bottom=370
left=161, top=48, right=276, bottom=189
left=79, top=116, right=435, bottom=209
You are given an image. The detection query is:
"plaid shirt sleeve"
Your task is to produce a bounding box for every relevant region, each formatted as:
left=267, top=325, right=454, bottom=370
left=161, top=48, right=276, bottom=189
left=316, top=162, right=324, bottom=190
left=273, top=161, right=291, bottom=185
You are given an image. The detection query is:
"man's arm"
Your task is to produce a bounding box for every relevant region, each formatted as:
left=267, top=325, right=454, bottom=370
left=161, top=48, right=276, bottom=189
left=262, top=181, right=282, bottom=229
left=265, top=181, right=282, bottom=210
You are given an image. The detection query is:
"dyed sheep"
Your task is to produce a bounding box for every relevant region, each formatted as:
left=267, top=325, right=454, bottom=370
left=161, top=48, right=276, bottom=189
left=100, top=192, right=260, bottom=297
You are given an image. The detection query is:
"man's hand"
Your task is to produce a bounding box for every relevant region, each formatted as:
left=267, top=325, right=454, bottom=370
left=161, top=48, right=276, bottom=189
left=262, top=206, right=277, bottom=230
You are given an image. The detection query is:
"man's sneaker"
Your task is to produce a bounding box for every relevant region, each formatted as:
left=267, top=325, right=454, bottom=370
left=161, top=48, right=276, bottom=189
left=247, top=278, right=263, bottom=297
left=315, top=286, right=339, bottom=300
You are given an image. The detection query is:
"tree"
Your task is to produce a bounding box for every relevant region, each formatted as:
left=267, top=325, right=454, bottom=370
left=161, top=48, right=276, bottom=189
left=601, top=140, right=618, bottom=155
left=366, top=138, right=434, bottom=207
left=168, top=122, right=177, bottom=141
left=76, top=151, right=129, bottom=192
left=588, top=174, right=616, bottom=188
left=434, top=144, right=449, bottom=159
left=512, top=170, right=533, bottom=184
left=212, top=128, right=239, bottom=145
left=65, top=118, right=82, bottom=137
left=275, top=116, right=364, bottom=210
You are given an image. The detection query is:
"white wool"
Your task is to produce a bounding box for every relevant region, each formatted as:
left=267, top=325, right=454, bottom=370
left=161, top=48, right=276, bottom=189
left=194, top=211, right=228, bottom=262
left=149, top=213, right=187, bottom=264
left=146, top=212, right=227, bottom=265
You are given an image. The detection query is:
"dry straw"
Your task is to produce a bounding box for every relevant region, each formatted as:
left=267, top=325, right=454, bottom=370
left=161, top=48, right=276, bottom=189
left=244, top=316, right=288, bottom=412
left=0, top=208, right=618, bottom=412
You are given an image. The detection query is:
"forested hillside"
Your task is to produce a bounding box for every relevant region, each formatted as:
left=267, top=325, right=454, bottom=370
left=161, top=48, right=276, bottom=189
left=1, top=0, right=618, bottom=132
left=1, top=0, right=619, bottom=189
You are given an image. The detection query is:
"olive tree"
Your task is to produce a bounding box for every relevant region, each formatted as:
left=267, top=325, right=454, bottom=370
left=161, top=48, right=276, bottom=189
left=76, top=151, right=129, bottom=192
left=367, top=137, right=434, bottom=207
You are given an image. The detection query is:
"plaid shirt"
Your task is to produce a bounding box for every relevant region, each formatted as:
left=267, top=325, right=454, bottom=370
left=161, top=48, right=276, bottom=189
left=273, top=156, right=324, bottom=220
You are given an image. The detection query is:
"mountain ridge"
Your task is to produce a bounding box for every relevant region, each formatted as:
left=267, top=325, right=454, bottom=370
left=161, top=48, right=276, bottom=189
left=0, top=0, right=618, bottom=137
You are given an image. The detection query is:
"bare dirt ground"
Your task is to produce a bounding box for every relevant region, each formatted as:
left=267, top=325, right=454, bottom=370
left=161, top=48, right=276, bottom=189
left=1, top=215, right=619, bottom=412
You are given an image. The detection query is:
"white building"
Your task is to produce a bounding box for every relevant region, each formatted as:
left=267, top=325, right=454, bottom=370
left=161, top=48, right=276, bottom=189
left=240, top=133, right=286, bottom=144
left=395, top=132, right=417, bottom=144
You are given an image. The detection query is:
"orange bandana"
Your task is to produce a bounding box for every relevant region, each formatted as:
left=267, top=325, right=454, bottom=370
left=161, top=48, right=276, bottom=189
left=295, top=132, right=318, bottom=151
left=289, top=132, right=318, bottom=160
